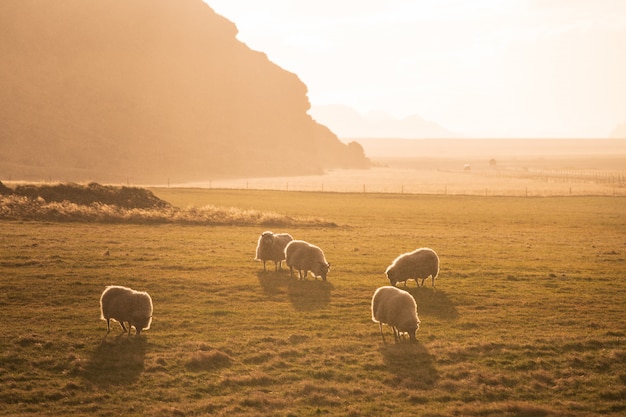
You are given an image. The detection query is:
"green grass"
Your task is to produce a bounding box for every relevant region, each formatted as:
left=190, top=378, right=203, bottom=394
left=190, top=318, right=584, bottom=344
left=1, top=190, right=625, bottom=416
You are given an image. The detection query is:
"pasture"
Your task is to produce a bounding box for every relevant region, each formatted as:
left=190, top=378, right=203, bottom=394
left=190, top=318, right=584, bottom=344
left=1, top=189, right=625, bottom=416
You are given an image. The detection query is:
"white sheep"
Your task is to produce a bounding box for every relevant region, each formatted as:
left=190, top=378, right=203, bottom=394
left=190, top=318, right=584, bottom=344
left=385, top=247, right=439, bottom=287
left=284, top=240, right=330, bottom=281
left=371, top=286, right=420, bottom=343
left=99, top=285, right=153, bottom=336
left=255, top=231, right=293, bottom=272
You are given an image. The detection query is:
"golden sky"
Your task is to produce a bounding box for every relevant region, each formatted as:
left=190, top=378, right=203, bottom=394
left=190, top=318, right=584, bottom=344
left=208, top=1, right=626, bottom=138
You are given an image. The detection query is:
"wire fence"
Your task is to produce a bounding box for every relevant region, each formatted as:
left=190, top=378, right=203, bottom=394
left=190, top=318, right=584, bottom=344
left=12, top=167, right=625, bottom=197
left=184, top=168, right=626, bottom=197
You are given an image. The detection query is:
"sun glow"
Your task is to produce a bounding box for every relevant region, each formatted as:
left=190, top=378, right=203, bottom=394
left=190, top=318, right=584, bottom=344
left=207, top=0, right=626, bottom=138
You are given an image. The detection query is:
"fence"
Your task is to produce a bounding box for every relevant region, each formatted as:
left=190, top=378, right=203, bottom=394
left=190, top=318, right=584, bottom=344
left=191, top=168, right=626, bottom=197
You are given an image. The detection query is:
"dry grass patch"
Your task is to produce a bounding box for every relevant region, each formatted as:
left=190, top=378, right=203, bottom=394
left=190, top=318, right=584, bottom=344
left=0, top=182, right=335, bottom=227
left=185, top=349, right=234, bottom=371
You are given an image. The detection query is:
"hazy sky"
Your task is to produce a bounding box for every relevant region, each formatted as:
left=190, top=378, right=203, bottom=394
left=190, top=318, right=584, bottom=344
left=207, top=1, right=626, bottom=138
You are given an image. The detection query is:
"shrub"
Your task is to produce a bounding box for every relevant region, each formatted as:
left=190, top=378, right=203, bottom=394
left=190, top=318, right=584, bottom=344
left=0, top=182, right=335, bottom=227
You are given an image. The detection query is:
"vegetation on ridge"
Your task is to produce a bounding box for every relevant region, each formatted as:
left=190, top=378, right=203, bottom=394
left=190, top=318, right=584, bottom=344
left=0, top=181, right=335, bottom=227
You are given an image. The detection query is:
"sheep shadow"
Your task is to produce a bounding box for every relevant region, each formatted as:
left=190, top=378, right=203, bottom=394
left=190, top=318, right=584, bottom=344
left=256, top=270, right=333, bottom=311
left=82, top=335, right=147, bottom=387
left=287, top=278, right=333, bottom=311
left=379, top=341, right=439, bottom=390
left=405, top=286, right=459, bottom=321
left=256, top=269, right=292, bottom=299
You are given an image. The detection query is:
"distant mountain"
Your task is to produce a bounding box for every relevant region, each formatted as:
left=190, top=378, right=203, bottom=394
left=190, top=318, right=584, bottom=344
left=309, top=104, right=458, bottom=139
left=0, top=0, right=369, bottom=184
left=610, top=123, right=626, bottom=138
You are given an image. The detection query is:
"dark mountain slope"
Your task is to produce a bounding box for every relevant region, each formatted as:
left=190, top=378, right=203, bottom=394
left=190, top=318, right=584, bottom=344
left=0, top=0, right=369, bottom=183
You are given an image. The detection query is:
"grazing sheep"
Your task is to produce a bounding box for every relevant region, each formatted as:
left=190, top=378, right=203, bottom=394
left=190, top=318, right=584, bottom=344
left=255, top=231, right=293, bottom=272
left=284, top=240, right=330, bottom=281
left=100, top=285, right=153, bottom=336
left=371, top=286, right=420, bottom=343
left=385, top=247, right=439, bottom=287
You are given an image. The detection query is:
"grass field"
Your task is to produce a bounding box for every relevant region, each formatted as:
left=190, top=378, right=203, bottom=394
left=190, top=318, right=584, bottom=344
left=1, top=189, right=625, bottom=416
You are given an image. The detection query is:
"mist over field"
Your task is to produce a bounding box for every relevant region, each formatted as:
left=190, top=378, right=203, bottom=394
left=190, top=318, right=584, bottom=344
left=184, top=138, right=626, bottom=197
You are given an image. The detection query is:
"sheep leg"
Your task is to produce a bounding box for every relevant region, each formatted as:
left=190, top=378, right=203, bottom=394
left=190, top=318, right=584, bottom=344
left=393, top=327, right=400, bottom=343
left=419, top=278, right=425, bottom=287
left=262, top=260, right=267, bottom=272
left=289, top=265, right=294, bottom=278
left=119, top=321, right=128, bottom=333
left=379, top=323, right=387, bottom=344
left=106, top=318, right=111, bottom=335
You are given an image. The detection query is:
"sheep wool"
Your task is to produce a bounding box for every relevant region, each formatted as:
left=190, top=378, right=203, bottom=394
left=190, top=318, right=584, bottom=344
left=284, top=240, right=330, bottom=281
left=255, top=231, right=293, bottom=271
left=100, top=285, right=153, bottom=336
left=385, top=247, right=440, bottom=287
left=371, top=286, right=420, bottom=343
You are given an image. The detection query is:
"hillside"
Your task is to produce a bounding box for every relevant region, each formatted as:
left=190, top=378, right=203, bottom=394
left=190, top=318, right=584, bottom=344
left=0, top=0, right=369, bottom=184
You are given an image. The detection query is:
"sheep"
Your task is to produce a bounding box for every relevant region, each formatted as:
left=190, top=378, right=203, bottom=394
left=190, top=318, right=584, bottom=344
left=371, top=286, right=420, bottom=343
left=385, top=247, right=439, bottom=287
left=284, top=240, right=330, bottom=281
left=255, top=231, right=293, bottom=272
left=99, top=285, right=153, bottom=336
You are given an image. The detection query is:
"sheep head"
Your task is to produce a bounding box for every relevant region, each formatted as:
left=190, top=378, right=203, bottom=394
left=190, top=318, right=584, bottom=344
left=260, top=231, right=274, bottom=247
left=314, top=261, right=330, bottom=281
left=132, top=312, right=152, bottom=335
left=385, top=267, right=398, bottom=286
